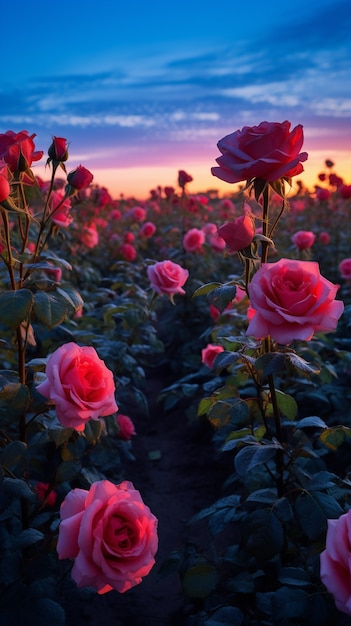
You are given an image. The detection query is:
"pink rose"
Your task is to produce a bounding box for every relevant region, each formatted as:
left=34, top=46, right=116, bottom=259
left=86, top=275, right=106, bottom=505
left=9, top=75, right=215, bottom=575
left=211, top=120, right=308, bottom=184
left=339, top=258, right=351, bottom=280
left=320, top=510, right=351, bottom=616
left=57, top=480, right=158, bottom=594
left=117, top=414, right=136, bottom=440
left=67, top=165, right=94, bottom=190
left=80, top=223, right=99, bottom=248
left=247, top=258, right=344, bottom=344
left=201, top=344, right=224, bottom=368
left=316, top=187, right=331, bottom=201
left=291, top=230, right=316, bottom=250
left=36, top=342, right=118, bottom=431
left=49, top=190, right=73, bottom=227
left=319, top=231, right=330, bottom=245
left=0, top=130, right=43, bottom=172
left=217, top=214, right=255, bottom=253
left=147, top=260, right=189, bottom=300
left=140, top=221, right=156, bottom=238
left=339, top=184, right=351, bottom=199
left=131, top=206, right=146, bottom=222
left=183, top=228, right=205, bottom=253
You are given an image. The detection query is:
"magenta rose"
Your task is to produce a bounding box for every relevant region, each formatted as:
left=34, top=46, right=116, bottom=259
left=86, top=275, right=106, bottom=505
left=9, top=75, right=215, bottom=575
left=211, top=120, right=308, bottom=184
left=320, top=511, right=351, bottom=616
left=291, top=230, right=316, bottom=250
left=147, top=260, right=189, bottom=300
left=217, top=214, right=255, bottom=253
left=339, top=258, right=351, bottom=281
left=183, top=228, right=205, bottom=253
left=246, top=258, right=344, bottom=344
left=57, top=479, right=158, bottom=594
left=201, top=344, right=224, bottom=369
left=48, top=136, right=69, bottom=163
left=36, top=342, right=118, bottom=431
left=117, top=414, right=136, bottom=441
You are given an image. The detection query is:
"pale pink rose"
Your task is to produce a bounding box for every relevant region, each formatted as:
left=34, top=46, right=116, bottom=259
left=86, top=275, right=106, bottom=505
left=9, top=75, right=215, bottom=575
left=320, top=511, right=351, bottom=616
left=147, top=260, right=189, bottom=300
left=339, top=258, right=351, bottom=280
left=291, top=230, right=316, bottom=250
left=183, top=228, right=205, bottom=253
left=201, top=344, right=224, bottom=368
left=217, top=214, right=255, bottom=253
left=140, top=221, right=156, bottom=238
left=57, top=480, right=158, bottom=594
left=80, top=223, right=99, bottom=248
left=117, top=414, right=136, bottom=440
left=247, top=258, right=344, bottom=344
left=36, top=342, right=118, bottom=431
left=212, top=120, right=308, bottom=184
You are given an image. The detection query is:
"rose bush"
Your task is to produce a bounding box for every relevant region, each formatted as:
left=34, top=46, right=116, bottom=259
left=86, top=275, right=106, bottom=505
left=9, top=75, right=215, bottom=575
left=320, top=511, right=351, bottom=616
left=211, top=120, right=308, bottom=184
left=246, top=258, right=344, bottom=343
left=147, top=259, right=189, bottom=300
left=36, top=342, right=118, bottom=431
left=57, top=480, right=158, bottom=594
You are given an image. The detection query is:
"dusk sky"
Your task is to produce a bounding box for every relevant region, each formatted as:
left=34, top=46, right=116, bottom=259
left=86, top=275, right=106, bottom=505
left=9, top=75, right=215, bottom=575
left=2, top=0, right=351, bottom=198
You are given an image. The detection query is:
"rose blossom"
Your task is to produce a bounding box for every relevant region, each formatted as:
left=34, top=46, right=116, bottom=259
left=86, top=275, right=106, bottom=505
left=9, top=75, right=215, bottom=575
left=291, top=230, right=316, bottom=250
left=49, top=190, right=73, bottom=227
left=316, top=187, right=331, bottom=201
left=211, top=120, right=308, bottom=184
left=119, top=243, right=137, bottom=261
left=183, top=228, right=205, bottom=253
left=246, top=258, right=344, bottom=344
left=0, top=160, right=10, bottom=202
left=57, top=479, right=158, bottom=594
left=217, top=214, right=255, bottom=253
left=140, top=221, right=156, bottom=238
left=320, top=510, right=351, bottom=616
left=67, top=165, right=94, bottom=190
left=178, top=170, right=193, bottom=187
left=117, top=414, right=136, bottom=441
left=339, top=258, right=351, bottom=280
left=201, top=344, right=225, bottom=368
left=319, top=231, right=330, bottom=245
left=147, top=260, right=189, bottom=300
left=80, top=223, right=99, bottom=248
left=48, top=136, right=68, bottom=163
left=36, top=342, right=118, bottom=431
left=0, top=130, right=43, bottom=172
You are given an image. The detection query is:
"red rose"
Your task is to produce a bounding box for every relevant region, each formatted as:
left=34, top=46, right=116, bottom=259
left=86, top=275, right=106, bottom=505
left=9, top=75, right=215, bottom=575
left=212, top=120, right=308, bottom=184
left=0, top=130, right=43, bottom=172
left=140, top=221, right=156, bottom=238
left=217, top=214, right=255, bottom=253
left=67, top=165, right=94, bottom=190
left=0, top=160, right=10, bottom=202
left=178, top=170, right=193, bottom=188
left=116, top=414, right=136, bottom=440
left=119, top=243, right=137, bottom=261
left=247, top=258, right=344, bottom=344
left=48, top=136, right=69, bottom=162
left=57, top=480, right=158, bottom=594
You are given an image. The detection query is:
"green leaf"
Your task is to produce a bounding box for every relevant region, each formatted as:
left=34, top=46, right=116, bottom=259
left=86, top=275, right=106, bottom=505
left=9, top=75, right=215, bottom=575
left=55, top=459, right=81, bottom=483
left=192, top=282, right=222, bottom=298
left=278, top=567, right=311, bottom=587
left=320, top=426, right=351, bottom=450
left=205, top=606, right=244, bottom=625
left=295, top=416, right=327, bottom=429
left=244, top=508, right=284, bottom=560
left=294, top=491, right=343, bottom=540
left=206, top=284, right=237, bottom=312
left=14, top=528, right=44, bottom=548
left=255, top=352, right=286, bottom=378
left=0, top=382, right=30, bottom=415
left=208, top=398, right=249, bottom=429
left=33, top=291, right=68, bottom=328
left=286, top=352, right=321, bottom=374
left=234, top=442, right=282, bottom=477
left=2, top=477, right=36, bottom=501
left=0, top=289, right=33, bottom=327
left=182, top=562, right=218, bottom=599
left=275, top=389, right=298, bottom=420
left=56, top=285, right=84, bottom=312
left=272, top=586, right=308, bottom=620
left=0, top=440, right=27, bottom=469
left=211, top=350, right=240, bottom=371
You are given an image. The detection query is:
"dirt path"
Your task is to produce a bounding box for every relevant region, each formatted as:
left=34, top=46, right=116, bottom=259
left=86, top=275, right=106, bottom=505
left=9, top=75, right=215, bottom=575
left=61, top=373, right=229, bottom=625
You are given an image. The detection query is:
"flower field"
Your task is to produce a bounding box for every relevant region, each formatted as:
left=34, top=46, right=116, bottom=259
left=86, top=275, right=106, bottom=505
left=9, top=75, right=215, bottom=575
left=0, top=125, right=351, bottom=625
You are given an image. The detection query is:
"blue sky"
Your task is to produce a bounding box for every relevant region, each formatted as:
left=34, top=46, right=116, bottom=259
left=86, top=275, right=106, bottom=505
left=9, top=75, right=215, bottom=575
left=1, top=0, right=351, bottom=196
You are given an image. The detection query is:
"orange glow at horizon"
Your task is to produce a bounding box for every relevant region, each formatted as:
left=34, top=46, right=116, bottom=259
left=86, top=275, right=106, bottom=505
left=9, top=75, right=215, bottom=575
left=34, top=149, right=351, bottom=201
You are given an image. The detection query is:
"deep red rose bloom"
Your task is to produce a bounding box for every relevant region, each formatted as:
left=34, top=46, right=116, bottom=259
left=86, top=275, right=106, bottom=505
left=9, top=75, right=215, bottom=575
left=178, top=170, right=193, bottom=187
left=0, top=130, right=43, bottom=172
left=67, top=165, right=94, bottom=190
left=48, top=136, right=69, bottom=162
